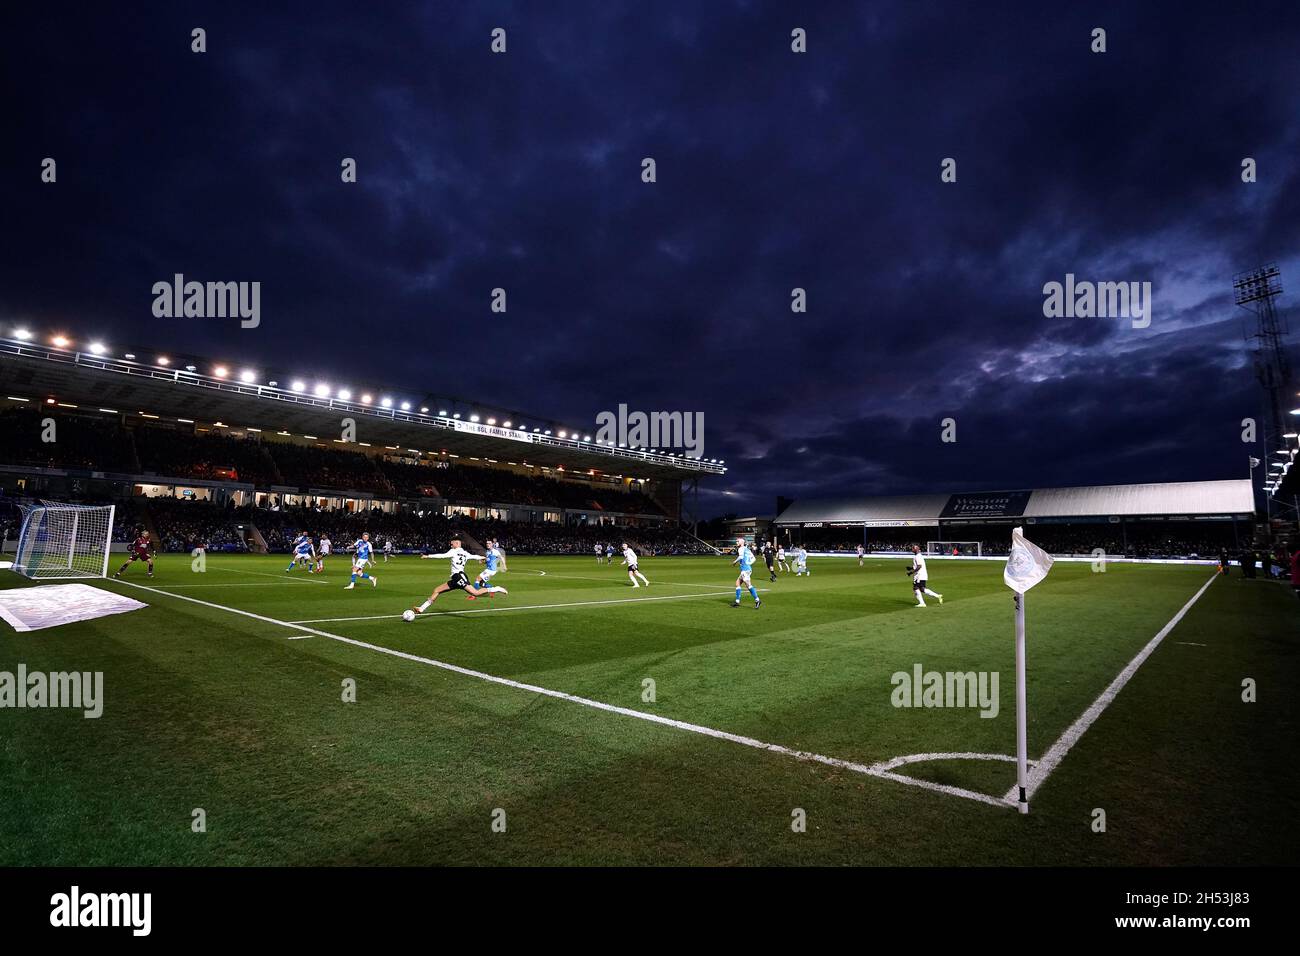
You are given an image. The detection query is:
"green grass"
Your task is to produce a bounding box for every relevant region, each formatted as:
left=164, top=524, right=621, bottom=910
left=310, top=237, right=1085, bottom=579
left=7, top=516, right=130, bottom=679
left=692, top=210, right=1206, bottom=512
left=1, top=552, right=1296, bottom=865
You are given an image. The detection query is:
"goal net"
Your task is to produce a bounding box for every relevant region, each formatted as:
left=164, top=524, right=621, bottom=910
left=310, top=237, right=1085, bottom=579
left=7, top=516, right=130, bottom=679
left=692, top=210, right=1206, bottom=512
left=927, top=540, right=982, bottom=557
left=12, top=502, right=116, bottom=579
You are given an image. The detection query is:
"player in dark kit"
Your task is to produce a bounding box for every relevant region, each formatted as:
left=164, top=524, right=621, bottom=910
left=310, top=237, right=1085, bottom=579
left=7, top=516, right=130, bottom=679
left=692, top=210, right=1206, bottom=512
left=114, top=530, right=155, bottom=579
left=763, top=541, right=777, bottom=582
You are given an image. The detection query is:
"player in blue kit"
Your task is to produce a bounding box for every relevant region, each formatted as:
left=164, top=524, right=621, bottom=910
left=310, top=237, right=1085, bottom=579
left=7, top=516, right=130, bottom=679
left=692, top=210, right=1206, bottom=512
left=730, top=537, right=761, bottom=609
left=343, top=532, right=378, bottom=589
left=286, top=531, right=315, bottom=572
left=470, top=537, right=507, bottom=599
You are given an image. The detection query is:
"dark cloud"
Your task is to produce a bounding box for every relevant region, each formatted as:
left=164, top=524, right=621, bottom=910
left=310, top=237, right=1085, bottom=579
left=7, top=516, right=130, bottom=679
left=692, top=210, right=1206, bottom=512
left=3, top=1, right=1297, bottom=516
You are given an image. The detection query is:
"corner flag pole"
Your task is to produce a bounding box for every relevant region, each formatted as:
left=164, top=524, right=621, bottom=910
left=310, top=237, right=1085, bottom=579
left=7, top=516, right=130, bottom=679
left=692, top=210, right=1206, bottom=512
left=1014, top=592, right=1029, bottom=814
left=1005, top=525, right=1052, bottom=816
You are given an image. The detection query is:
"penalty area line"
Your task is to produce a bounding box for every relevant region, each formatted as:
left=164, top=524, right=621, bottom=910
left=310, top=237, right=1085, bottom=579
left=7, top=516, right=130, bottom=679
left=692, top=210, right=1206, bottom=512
left=95, top=577, right=1008, bottom=810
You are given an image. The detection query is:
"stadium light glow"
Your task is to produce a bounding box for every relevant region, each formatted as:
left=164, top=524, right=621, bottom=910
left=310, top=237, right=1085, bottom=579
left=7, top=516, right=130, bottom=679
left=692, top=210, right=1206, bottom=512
left=381, top=397, right=393, bottom=408
left=1291, top=408, right=1300, bottom=415
left=338, top=388, right=352, bottom=400
left=124, top=353, right=136, bottom=359
left=88, top=342, right=107, bottom=354
left=213, top=365, right=228, bottom=377
left=420, top=406, right=429, bottom=413
left=314, top=384, right=330, bottom=398
left=51, top=335, right=70, bottom=347
left=469, top=415, right=480, bottom=423
left=400, top=401, right=411, bottom=411
left=583, top=435, right=591, bottom=442
left=13, top=328, right=32, bottom=340
left=360, top=393, right=372, bottom=404
left=185, top=365, right=197, bottom=372
left=487, top=418, right=496, bottom=425
left=438, top=409, right=448, bottom=416
left=557, top=430, right=566, bottom=438
left=503, top=420, right=512, bottom=428
left=239, top=370, right=257, bottom=383
left=156, top=356, right=170, bottom=366
left=291, top=380, right=306, bottom=392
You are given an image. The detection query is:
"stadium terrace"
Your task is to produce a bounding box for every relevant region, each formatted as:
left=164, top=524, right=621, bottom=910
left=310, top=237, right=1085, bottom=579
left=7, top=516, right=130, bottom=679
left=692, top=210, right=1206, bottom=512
left=0, top=334, right=725, bottom=481
left=0, top=334, right=727, bottom=554
left=770, top=480, right=1255, bottom=559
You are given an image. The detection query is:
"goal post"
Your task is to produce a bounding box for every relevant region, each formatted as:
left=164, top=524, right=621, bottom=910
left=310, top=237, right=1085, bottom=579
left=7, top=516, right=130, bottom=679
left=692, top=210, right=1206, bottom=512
left=927, top=540, right=982, bottom=557
left=12, top=501, right=116, bottom=579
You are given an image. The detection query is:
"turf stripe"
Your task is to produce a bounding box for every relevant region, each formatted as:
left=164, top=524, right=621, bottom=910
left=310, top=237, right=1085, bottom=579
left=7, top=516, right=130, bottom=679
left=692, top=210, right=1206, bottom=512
left=290, top=588, right=770, bottom=624
left=97, top=577, right=1015, bottom=811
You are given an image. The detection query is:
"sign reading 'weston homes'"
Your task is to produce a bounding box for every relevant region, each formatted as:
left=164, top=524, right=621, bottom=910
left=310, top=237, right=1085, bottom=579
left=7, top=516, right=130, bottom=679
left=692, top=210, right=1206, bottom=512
left=941, top=490, right=1032, bottom=519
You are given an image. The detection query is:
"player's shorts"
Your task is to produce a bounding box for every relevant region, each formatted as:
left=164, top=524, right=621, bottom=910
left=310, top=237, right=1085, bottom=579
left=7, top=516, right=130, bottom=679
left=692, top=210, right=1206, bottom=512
left=321, top=546, right=331, bottom=555
left=447, top=571, right=469, bottom=590
left=913, top=578, right=927, bottom=592
left=130, top=549, right=150, bottom=561
left=738, top=569, right=752, bottom=585
left=626, top=564, right=639, bottom=574
left=480, top=568, right=498, bottom=580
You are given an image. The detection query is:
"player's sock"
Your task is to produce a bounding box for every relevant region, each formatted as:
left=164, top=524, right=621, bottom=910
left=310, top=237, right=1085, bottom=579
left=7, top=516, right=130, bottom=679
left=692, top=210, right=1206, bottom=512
left=419, top=599, right=432, bottom=611
left=350, top=573, right=357, bottom=584
left=735, top=587, right=742, bottom=600
left=749, top=587, right=758, bottom=601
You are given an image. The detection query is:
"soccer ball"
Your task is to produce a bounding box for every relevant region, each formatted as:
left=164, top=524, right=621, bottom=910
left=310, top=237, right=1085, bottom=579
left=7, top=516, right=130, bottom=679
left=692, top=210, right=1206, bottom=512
left=402, top=609, right=416, bottom=623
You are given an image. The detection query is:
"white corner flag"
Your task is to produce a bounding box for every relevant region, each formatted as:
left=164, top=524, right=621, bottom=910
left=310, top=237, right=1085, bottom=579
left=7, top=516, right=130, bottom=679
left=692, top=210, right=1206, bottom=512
left=1004, top=527, right=1054, bottom=814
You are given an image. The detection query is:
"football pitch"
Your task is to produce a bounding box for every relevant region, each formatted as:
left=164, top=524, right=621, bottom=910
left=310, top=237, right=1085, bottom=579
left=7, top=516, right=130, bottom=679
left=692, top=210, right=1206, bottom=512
left=1, top=553, right=1296, bottom=866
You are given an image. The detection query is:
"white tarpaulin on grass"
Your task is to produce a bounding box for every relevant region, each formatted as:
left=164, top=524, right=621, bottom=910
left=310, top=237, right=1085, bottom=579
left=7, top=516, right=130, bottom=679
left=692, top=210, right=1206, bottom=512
left=0, top=583, right=148, bottom=633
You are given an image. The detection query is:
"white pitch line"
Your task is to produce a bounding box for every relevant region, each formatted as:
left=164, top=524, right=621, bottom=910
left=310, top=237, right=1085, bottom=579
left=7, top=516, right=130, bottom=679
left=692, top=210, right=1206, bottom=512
left=509, top=570, right=735, bottom=590
left=95, top=577, right=1007, bottom=810
left=153, top=582, right=316, bottom=589
left=287, top=588, right=767, bottom=625
left=208, top=565, right=329, bottom=584
left=1004, top=572, right=1218, bottom=805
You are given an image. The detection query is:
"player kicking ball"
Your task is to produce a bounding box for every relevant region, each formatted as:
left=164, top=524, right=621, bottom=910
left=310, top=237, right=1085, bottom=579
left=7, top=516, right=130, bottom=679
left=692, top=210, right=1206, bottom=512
left=113, top=529, right=155, bottom=579
left=907, top=544, right=944, bottom=607
left=404, top=535, right=507, bottom=619
left=730, top=538, right=761, bottom=609
left=621, top=541, right=649, bottom=587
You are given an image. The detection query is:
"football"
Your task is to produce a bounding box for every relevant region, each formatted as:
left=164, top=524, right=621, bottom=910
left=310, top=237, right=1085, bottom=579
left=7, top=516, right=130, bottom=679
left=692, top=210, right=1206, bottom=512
left=402, top=609, right=416, bottom=623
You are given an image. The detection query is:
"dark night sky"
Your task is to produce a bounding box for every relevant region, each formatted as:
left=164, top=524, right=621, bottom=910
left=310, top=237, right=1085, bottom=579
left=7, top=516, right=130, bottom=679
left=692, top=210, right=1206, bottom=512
left=4, top=2, right=1298, bottom=517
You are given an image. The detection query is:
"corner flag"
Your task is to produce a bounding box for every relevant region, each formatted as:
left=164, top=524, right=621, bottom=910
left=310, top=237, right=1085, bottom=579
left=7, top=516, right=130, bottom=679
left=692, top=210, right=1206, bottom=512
left=1004, top=526, right=1054, bottom=815
left=1004, top=526, right=1054, bottom=593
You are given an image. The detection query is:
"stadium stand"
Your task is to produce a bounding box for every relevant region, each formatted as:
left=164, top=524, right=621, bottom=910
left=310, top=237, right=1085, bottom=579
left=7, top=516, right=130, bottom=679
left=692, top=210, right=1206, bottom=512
left=774, top=481, right=1256, bottom=558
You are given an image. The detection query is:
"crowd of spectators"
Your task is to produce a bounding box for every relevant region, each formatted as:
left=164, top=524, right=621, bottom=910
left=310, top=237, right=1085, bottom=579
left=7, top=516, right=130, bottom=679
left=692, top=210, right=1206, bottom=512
left=2, top=409, right=663, bottom=515
left=135, top=427, right=280, bottom=486
left=0, top=407, right=136, bottom=472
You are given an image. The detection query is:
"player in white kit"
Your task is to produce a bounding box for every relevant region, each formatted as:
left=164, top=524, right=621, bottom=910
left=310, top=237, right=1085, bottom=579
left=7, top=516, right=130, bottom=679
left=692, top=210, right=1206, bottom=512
left=907, top=544, right=944, bottom=607
left=621, top=542, right=649, bottom=587
left=407, top=535, right=508, bottom=615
